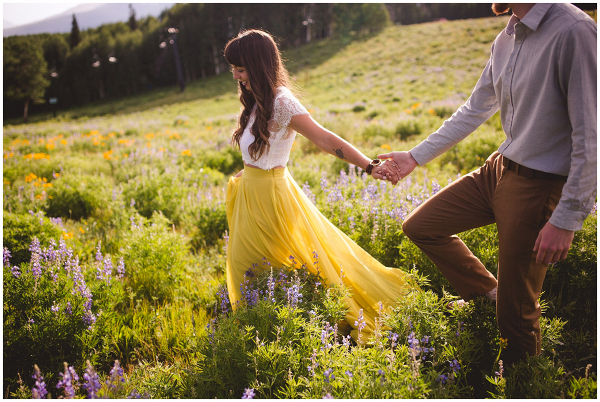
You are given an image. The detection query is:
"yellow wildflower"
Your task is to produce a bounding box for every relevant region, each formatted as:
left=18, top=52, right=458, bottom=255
left=103, top=150, right=113, bottom=160
left=25, top=173, right=37, bottom=182
left=411, top=102, right=422, bottom=110
left=79, top=227, right=85, bottom=233
left=43, top=183, right=53, bottom=188
left=60, top=139, right=67, bottom=145
left=404, top=109, right=412, bottom=114
left=381, top=144, right=392, bottom=150
left=63, top=232, right=74, bottom=239
left=182, top=149, right=192, bottom=156
left=428, top=109, right=436, bottom=115
left=90, top=130, right=100, bottom=136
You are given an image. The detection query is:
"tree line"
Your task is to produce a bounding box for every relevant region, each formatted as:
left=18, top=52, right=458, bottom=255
left=4, top=3, right=593, bottom=122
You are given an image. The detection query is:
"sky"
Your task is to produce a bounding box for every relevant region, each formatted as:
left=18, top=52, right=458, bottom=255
left=4, top=3, right=81, bottom=26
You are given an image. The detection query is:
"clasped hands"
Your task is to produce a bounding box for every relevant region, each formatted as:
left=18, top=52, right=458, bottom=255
left=370, top=151, right=418, bottom=185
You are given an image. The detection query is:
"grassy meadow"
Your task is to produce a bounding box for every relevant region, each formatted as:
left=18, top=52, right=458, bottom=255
left=3, top=16, right=597, bottom=398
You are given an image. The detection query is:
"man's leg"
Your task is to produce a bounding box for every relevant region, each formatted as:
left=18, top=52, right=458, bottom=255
left=493, top=166, right=566, bottom=365
left=402, top=153, right=502, bottom=300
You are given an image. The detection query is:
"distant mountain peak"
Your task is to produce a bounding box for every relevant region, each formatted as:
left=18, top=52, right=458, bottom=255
left=3, top=3, right=173, bottom=37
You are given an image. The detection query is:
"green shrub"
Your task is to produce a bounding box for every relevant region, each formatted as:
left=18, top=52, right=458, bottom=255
left=45, top=174, right=112, bottom=220
left=362, top=123, right=395, bottom=140
left=3, top=212, right=63, bottom=266
left=189, top=203, right=228, bottom=251
left=3, top=237, right=123, bottom=392
left=395, top=120, right=422, bottom=140
left=201, top=147, right=244, bottom=175
left=120, top=212, right=188, bottom=303
left=122, top=173, right=182, bottom=223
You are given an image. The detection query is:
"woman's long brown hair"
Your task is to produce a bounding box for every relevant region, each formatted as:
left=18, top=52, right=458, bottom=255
left=224, top=29, right=291, bottom=161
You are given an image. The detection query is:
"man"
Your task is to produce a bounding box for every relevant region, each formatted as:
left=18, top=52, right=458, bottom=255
left=379, top=3, right=596, bottom=365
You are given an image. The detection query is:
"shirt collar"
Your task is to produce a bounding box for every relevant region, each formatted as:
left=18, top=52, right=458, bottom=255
left=505, top=3, right=553, bottom=35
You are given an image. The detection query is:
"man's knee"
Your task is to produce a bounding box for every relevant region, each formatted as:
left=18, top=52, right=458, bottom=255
left=402, top=213, right=420, bottom=240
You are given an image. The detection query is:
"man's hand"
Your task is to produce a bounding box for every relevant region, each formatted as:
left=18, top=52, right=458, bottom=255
left=377, top=151, right=419, bottom=181
left=372, top=160, right=400, bottom=184
left=533, top=222, right=575, bottom=265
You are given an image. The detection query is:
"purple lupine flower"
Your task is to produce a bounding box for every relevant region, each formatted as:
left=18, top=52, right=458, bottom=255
left=3, top=247, right=12, bottom=267
left=345, top=370, right=353, bottom=378
left=286, top=282, right=303, bottom=308
left=241, top=388, right=255, bottom=399
left=11, top=265, right=21, bottom=278
left=128, top=389, right=145, bottom=399
left=408, top=332, right=421, bottom=356
left=32, top=365, right=48, bottom=399
left=107, top=360, right=125, bottom=389
left=223, top=231, right=229, bottom=254
left=66, top=302, right=73, bottom=315
left=56, top=364, right=79, bottom=399
left=216, top=285, right=230, bottom=315
left=29, top=238, right=43, bottom=281
left=130, top=198, right=136, bottom=207
left=324, top=368, right=333, bottom=384
left=320, top=174, right=329, bottom=191
left=321, top=322, right=333, bottom=350
left=354, top=309, right=366, bottom=333
left=266, top=269, right=275, bottom=303
left=322, top=393, right=334, bottom=399
left=378, top=369, right=386, bottom=384
left=431, top=180, right=441, bottom=195
left=437, top=374, right=448, bottom=385
left=116, top=257, right=125, bottom=279
left=450, top=359, right=461, bottom=373
left=51, top=302, right=59, bottom=314
left=348, top=216, right=355, bottom=232
left=82, top=361, right=102, bottom=398
left=95, top=242, right=103, bottom=263
left=495, top=360, right=504, bottom=379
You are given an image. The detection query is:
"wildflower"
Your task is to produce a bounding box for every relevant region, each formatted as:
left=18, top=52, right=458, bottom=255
left=82, top=361, right=102, bottom=399
left=217, top=285, right=230, bottom=315
left=437, top=374, right=448, bottom=385
left=324, top=368, right=334, bottom=384
left=32, top=365, right=48, bottom=399
left=345, top=370, right=353, bottom=378
left=266, top=268, right=275, bottom=303
left=66, top=302, right=73, bottom=315
left=242, top=388, right=255, bottom=399
left=56, top=363, right=79, bottom=399
left=116, top=257, right=125, bottom=279
left=495, top=360, right=504, bottom=379
left=106, top=360, right=125, bottom=390
left=378, top=369, right=386, bottom=384
left=11, top=265, right=21, bottom=278
left=51, top=302, right=59, bottom=314
left=450, top=359, right=461, bottom=373
left=3, top=247, right=12, bottom=267
left=323, top=393, right=334, bottom=399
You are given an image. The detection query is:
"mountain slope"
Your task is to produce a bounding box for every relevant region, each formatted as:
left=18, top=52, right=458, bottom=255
left=3, top=3, right=173, bottom=37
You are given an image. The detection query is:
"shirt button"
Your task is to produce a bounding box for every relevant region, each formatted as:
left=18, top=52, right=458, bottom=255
left=506, top=95, right=510, bottom=100
left=516, top=40, right=522, bottom=44
left=508, top=67, right=512, bottom=72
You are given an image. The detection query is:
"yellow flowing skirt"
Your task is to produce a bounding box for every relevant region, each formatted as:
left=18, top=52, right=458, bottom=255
left=226, top=166, right=412, bottom=340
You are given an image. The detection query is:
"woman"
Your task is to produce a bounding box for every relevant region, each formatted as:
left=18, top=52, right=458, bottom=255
left=224, top=29, right=412, bottom=341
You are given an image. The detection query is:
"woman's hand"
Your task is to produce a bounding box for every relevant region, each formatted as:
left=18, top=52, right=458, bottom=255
left=234, top=169, right=244, bottom=178
left=372, top=160, right=401, bottom=184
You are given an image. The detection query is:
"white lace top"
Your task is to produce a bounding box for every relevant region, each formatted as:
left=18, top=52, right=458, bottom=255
left=240, top=87, right=309, bottom=170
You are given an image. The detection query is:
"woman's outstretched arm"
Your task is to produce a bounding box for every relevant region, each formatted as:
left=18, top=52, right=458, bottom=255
left=289, top=113, right=400, bottom=183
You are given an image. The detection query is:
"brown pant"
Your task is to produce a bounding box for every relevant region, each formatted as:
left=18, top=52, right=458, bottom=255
left=402, top=152, right=565, bottom=364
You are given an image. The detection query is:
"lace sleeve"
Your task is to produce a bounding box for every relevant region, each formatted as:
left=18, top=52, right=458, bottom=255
left=271, top=88, right=309, bottom=132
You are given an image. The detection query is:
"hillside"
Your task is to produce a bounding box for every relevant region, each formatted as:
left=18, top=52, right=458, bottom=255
left=4, top=16, right=507, bottom=127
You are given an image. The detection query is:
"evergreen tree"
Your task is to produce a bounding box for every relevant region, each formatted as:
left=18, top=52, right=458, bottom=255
left=3, top=36, right=50, bottom=123
left=128, top=4, right=138, bottom=31
left=70, top=14, right=81, bottom=49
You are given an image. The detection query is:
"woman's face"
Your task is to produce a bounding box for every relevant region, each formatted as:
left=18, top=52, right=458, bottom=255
left=231, top=65, right=251, bottom=92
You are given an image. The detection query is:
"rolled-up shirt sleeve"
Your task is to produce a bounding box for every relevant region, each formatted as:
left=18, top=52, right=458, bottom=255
left=549, top=19, right=597, bottom=231
left=410, top=43, right=500, bottom=166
